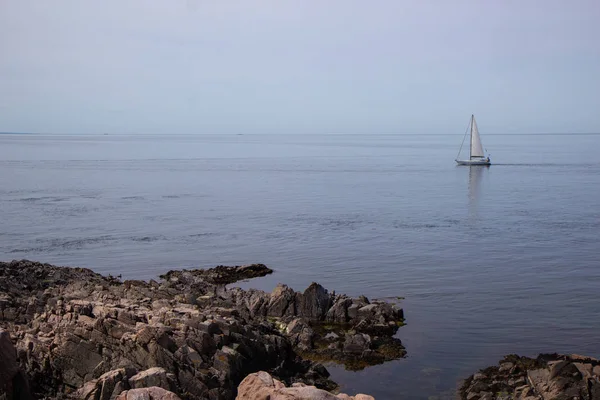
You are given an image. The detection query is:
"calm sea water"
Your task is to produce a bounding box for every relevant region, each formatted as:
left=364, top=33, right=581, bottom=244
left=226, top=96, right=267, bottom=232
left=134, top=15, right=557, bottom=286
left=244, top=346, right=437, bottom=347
left=1, top=133, right=599, bottom=399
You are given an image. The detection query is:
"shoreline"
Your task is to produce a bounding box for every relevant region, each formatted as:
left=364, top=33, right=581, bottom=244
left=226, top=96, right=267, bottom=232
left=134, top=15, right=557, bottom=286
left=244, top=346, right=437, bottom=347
left=2, top=260, right=599, bottom=400
left=0, top=260, right=405, bottom=399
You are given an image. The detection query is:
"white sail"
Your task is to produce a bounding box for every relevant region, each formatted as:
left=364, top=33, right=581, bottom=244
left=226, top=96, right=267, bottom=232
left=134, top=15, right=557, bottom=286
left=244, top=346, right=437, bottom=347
left=470, top=115, right=485, bottom=158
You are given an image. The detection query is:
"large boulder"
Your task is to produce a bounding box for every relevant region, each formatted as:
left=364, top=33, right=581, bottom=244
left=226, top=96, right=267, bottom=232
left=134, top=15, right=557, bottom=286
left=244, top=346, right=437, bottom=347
left=342, top=333, right=371, bottom=356
left=115, top=386, right=181, bottom=400
left=236, top=371, right=375, bottom=400
left=286, top=319, right=315, bottom=351
left=301, top=284, right=332, bottom=320
left=72, top=368, right=133, bottom=400
left=325, top=297, right=352, bottom=324
left=268, top=285, right=298, bottom=318
left=129, top=367, right=175, bottom=392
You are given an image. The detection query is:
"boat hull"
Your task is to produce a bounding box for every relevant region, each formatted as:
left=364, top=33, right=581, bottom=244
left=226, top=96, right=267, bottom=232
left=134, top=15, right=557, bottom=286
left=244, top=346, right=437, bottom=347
left=456, top=159, right=491, bottom=166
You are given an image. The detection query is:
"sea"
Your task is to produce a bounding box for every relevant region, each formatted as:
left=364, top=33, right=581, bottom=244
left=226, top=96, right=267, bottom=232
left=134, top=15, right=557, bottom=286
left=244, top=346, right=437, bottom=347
left=1, top=133, right=599, bottom=399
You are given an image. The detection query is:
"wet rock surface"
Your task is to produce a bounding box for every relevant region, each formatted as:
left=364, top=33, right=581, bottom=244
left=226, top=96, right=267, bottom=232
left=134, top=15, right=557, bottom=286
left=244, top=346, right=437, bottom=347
left=0, top=260, right=404, bottom=399
left=460, top=353, right=600, bottom=400
left=159, top=264, right=273, bottom=286
left=228, top=283, right=406, bottom=371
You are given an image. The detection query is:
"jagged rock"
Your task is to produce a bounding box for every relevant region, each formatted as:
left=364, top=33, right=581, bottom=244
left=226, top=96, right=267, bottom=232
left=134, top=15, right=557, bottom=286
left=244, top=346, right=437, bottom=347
left=0, top=260, right=406, bottom=399
left=227, top=280, right=405, bottom=372
left=460, top=353, right=600, bottom=400
left=0, top=331, right=17, bottom=400
left=129, top=367, right=174, bottom=392
left=0, top=329, right=32, bottom=400
left=0, top=330, right=19, bottom=394
left=236, top=371, right=375, bottom=400
left=268, top=285, right=297, bottom=318
left=73, top=368, right=134, bottom=400
left=213, top=346, right=244, bottom=386
left=115, top=386, right=181, bottom=400
left=325, top=297, right=352, bottom=324
left=285, top=319, right=314, bottom=351
left=301, top=284, right=332, bottom=321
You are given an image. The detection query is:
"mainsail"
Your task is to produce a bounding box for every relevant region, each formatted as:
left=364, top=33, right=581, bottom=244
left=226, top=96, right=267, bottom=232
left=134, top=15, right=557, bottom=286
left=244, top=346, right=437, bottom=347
left=470, top=115, right=485, bottom=158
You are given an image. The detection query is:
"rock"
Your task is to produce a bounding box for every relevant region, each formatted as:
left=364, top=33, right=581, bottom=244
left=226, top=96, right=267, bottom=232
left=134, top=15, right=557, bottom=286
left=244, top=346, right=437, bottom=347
left=526, top=368, right=549, bottom=391
left=357, top=304, right=378, bottom=318
left=268, top=285, right=297, bottom=317
left=73, top=368, right=131, bottom=400
left=352, top=320, right=395, bottom=336
left=301, top=283, right=332, bottom=320
left=53, top=333, right=105, bottom=386
left=226, top=271, right=405, bottom=372
left=2, top=260, right=406, bottom=399
left=236, top=371, right=375, bottom=400
left=548, top=359, right=569, bottom=379
left=0, top=329, right=31, bottom=400
left=590, top=380, right=600, bottom=400
left=115, top=386, right=181, bottom=400
left=498, top=362, right=513, bottom=373
left=347, top=304, right=360, bottom=320
left=279, top=386, right=340, bottom=399
left=285, top=319, right=314, bottom=351
left=460, top=353, right=600, bottom=400
left=0, top=330, right=19, bottom=394
left=129, top=367, right=172, bottom=391
left=343, top=333, right=371, bottom=355
left=573, top=361, right=593, bottom=378
left=235, top=371, right=285, bottom=399
left=160, top=264, right=273, bottom=286
left=285, top=319, right=305, bottom=336
left=213, top=346, right=244, bottom=385
left=325, top=298, right=352, bottom=323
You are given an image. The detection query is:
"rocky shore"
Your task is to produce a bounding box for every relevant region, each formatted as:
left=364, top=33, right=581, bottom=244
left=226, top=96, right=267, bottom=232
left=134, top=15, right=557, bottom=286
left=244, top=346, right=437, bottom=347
left=0, top=260, right=405, bottom=399
left=460, top=353, right=600, bottom=400
left=3, top=260, right=598, bottom=400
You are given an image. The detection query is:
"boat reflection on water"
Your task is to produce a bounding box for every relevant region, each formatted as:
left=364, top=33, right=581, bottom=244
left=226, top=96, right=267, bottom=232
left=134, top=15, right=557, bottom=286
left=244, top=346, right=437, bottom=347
left=468, top=165, right=488, bottom=218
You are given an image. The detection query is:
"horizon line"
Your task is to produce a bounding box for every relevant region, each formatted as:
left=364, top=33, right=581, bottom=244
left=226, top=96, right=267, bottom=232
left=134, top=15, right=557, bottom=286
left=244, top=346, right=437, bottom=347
left=2, top=131, right=600, bottom=136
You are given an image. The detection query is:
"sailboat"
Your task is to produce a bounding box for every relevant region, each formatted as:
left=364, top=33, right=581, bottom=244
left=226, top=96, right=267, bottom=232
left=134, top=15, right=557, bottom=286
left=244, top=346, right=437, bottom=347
left=455, top=114, right=491, bottom=165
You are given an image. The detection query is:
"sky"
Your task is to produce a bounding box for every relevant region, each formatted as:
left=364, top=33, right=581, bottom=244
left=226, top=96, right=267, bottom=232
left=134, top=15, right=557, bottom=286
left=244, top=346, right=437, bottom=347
left=0, top=1, right=599, bottom=135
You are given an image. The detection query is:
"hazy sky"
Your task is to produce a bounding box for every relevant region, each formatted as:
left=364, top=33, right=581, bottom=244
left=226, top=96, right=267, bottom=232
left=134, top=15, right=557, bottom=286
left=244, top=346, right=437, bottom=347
left=1, top=1, right=599, bottom=134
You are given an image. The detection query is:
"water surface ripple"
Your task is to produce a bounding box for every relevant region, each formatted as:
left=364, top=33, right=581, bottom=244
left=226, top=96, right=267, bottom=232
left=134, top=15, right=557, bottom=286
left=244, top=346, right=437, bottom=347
left=1, top=133, right=599, bottom=399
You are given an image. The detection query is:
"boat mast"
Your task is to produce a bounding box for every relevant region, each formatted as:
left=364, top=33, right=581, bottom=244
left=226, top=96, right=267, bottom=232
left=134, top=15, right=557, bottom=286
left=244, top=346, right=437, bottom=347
left=469, top=114, right=474, bottom=159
